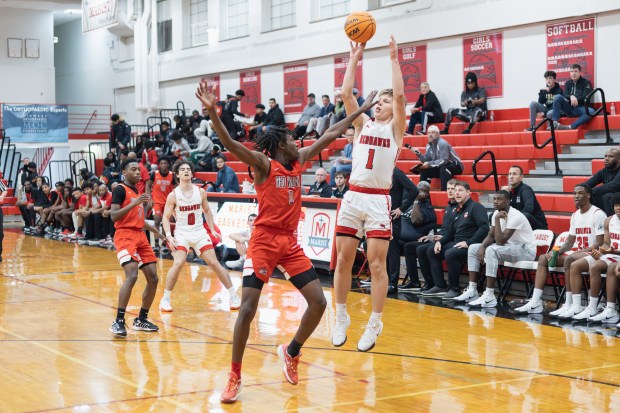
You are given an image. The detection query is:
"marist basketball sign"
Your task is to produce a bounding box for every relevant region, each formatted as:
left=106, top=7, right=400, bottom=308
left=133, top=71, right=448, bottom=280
left=302, top=209, right=337, bottom=261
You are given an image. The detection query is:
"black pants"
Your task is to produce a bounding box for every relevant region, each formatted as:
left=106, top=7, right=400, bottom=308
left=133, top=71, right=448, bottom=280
left=19, top=205, right=36, bottom=227
left=386, top=219, right=402, bottom=287
left=404, top=241, right=424, bottom=282
left=522, top=211, right=548, bottom=231
left=420, top=163, right=463, bottom=191
left=294, top=125, right=307, bottom=138
left=592, top=190, right=614, bottom=216
left=93, top=213, right=112, bottom=239
left=417, top=241, right=467, bottom=291
left=444, top=107, right=485, bottom=129
left=0, top=207, right=4, bottom=258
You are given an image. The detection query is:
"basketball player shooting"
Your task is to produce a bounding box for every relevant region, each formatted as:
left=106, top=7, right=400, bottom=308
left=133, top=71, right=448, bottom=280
left=332, top=35, right=406, bottom=352
left=196, top=81, right=377, bottom=403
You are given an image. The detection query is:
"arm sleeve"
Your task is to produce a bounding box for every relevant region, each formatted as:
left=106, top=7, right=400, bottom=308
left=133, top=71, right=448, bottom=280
left=231, top=100, right=245, bottom=117
left=111, top=185, right=126, bottom=205
left=576, top=79, right=593, bottom=105
left=583, top=170, right=604, bottom=189
left=520, top=186, right=537, bottom=215
left=422, top=93, right=439, bottom=112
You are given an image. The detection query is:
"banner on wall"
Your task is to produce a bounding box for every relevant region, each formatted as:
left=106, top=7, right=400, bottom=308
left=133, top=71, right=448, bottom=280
left=334, top=56, right=362, bottom=94
left=201, top=75, right=221, bottom=101
left=239, top=70, right=261, bottom=115
left=82, top=0, right=119, bottom=33
left=398, top=44, right=427, bottom=102
left=462, top=32, right=503, bottom=98
left=1, top=104, right=68, bottom=143
left=283, top=63, right=308, bottom=114
left=546, top=18, right=596, bottom=87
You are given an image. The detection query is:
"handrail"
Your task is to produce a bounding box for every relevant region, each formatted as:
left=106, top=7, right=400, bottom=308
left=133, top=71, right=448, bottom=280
left=531, top=117, right=562, bottom=175
left=584, top=87, right=612, bottom=144
left=471, top=150, right=500, bottom=191
left=299, top=130, right=321, bottom=167
left=46, top=160, right=74, bottom=186
left=177, top=101, right=186, bottom=117
left=82, top=109, right=98, bottom=134
left=10, top=151, right=22, bottom=190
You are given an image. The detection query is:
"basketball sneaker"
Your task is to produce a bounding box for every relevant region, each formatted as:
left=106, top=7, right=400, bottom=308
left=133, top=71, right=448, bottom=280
left=220, top=371, right=242, bottom=403
left=588, top=307, right=619, bottom=324
left=514, top=299, right=544, bottom=314
left=277, top=344, right=301, bottom=385
left=110, top=319, right=127, bottom=337
left=332, top=313, right=350, bottom=347
left=549, top=304, right=571, bottom=318
left=468, top=290, right=497, bottom=308
left=159, top=296, right=173, bottom=312
left=229, top=293, right=241, bottom=311
left=225, top=258, right=244, bottom=271
left=572, top=306, right=598, bottom=321
left=132, top=317, right=159, bottom=332
left=358, top=320, right=383, bottom=352
left=453, top=286, right=479, bottom=303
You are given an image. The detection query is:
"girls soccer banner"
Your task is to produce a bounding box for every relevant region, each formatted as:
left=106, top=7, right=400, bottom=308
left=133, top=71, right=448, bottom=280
left=398, top=44, right=427, bottom=102
left=283, top=63, right=308, bottom=114
left=201, top=75, right=220, bottom=101
left=334, top=56, right=363, bottom=93
left=463, top=33, right=503, bottom=98
left=1, top=104, right=68, bottom=143
left=239, top=70, right=261, bottom=115
left=546, top=18, right=595, bottom=87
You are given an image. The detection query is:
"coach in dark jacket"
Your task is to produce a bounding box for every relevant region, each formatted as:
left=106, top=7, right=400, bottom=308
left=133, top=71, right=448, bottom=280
left=583, top=148, right=620, bottom=215
left=109, top=114, right=131, bottom=154
left=407, top=82, right=444, bottom=134
left=505, top=165, right=548, bottom=230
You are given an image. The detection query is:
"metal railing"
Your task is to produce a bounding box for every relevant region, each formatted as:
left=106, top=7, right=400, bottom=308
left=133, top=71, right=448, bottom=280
left=47, top=160, right=74, bottom=186
left=472, top=150, right=500, bottom=191
left=531, top=117, right=562, bottom=175
left=584, top=88, right=612, bottom=144
left=69, top=151, right=97, bottom=181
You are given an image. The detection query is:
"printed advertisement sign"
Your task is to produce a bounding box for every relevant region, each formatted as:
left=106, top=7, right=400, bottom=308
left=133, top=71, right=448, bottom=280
left=463, top=33, right=503, bottom=98
left=82, top=0, right=118, bottom=33
left=546, top=18, right=596, bottom=86
left=283, top=63, right=308, bottom=114
left=300, top=208, right=337, bottom=263
left=1, top=104, right=69, bottom=143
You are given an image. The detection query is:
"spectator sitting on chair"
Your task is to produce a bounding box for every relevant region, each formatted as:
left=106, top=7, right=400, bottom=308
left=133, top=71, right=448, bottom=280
left=207, top=156, right=240, bottom=193
left=33, top=182, right=59, bottom=234
left=407, top=82, right=444, bottom=135
left=331, top=90, right=346, bottom=126
left=526, top=70, right=563, bottom=131
left=307, top=168, right=333, bottom=198
left=169, top=131, right=191, bottom=163
left=190, top=109, right=203, bottom=129
left=550, top=64, right=595, bottom=131
left=442, top=72, right=487, bottom=135
left=195, top=144, right=224, bottom=173
left=225, top=213, right=257, bottom=271
left=79, top=168, right=99, bottom=185
left=582, top=148, right=620, bottom=216
left=21, top=162, right=38, bottom=187
left=294, top=93, right=321, bottom=138
left=329, top=126, right=355, bottom=186
left=243, top=104, right=267, bottom=140
left=411, top=125, right=463, bottom=191
left=109, top=114, right=131, bottom=154
left=16, top=180, right=36, bottom=230
left=307, top=95, right=335, bottom=135
left=503, top=165, right=548, bottom=230
left=332, top=172, right=349, bottom=199
left=456, top=190, right=535, bottom=308
left=221, top=89, right=248, bottom=140
left=260, top=98, right=286, bottom=135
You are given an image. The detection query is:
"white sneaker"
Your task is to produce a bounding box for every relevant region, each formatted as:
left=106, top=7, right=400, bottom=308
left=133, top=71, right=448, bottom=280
left=357, top=320, right=383, bottom=352
left=588, top=307, right=619, bottom=324
left=332, top=313, right=351, bottom=347
left=572, top=306, right=598, bottom=321
left=549, top=304, right=571, bottom=318
left=468, top=290, right=497, bottom=308
left=225, top=258, right=244, bottom=271
left=159, top=296, right=173, bottom=312
left=558, top=306, right=582, bottom=319
left=453, top=286, right=479, bottom=303
left=514, top=299, right=544, bottom=314
left=229, top=293, right=241, bottom=310
left=67, top=231, right=78, bottom=239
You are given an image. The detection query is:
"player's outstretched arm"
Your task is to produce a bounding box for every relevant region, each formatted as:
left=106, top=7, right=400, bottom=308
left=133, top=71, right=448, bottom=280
left=145, top=221, right=167, bottom=243
left=389, top=35, right=406, bottom=145
left=341, top=42, right=367, bottom=130
left=299, top=90, right=378, bottom=166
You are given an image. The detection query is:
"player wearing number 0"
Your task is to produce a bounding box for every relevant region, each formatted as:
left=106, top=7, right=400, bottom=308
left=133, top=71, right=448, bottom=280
left=109, top=159, right=168, bottom=337
left=332, top=35, right=406, bottom=352
left=196, top=81, right=378, bottom=404
left=159, top=160, right=241, bottom=312
left=515, top=184, right=606, bottom=315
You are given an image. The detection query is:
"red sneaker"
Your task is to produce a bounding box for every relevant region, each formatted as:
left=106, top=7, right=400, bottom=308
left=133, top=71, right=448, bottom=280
left=220, top=371, right=242, bottom=403
left=277, top=344, right=301, bottom=385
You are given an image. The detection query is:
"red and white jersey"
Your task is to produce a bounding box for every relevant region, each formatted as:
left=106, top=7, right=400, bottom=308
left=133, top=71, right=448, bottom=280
left=349, top=119, right=399, bottom=189
left=568, top=205, right=606, bottom=250
left=608, top=215, right=620, bottom=250
left=174, top=185, right=204, bottom=232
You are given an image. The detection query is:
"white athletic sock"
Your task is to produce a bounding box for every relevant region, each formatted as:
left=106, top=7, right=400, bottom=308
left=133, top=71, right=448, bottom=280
left=588, top=296, right=598, bottom=310
left=532, top=288, right=543, bottom=302
left=228, top=286, right=237, bottom=296
left=163, top=289, right=172, bottom=299
left=336, top=303, right=347, bottom=317
left=572, top=300, right=582, bottom=310
left=607, top=301, right=616, bottom=309
left=565, top=292, right=573, bottom=306
left=369, top=312, right=382, bottom=325
left=485, top=287, right=495, bottom=294
left=241, top=254, right=246, bottom=260
left=468, top=281, right=477, bottom=289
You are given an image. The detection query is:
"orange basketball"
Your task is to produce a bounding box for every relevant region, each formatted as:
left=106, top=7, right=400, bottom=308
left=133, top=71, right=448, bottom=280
left=344, top=11, right=376, bottom=44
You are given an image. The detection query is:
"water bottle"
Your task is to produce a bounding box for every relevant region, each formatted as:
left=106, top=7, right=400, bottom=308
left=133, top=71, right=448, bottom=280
left=489, top=111, right=495, bottom=121
left=611, top=103, right=616, bottom=116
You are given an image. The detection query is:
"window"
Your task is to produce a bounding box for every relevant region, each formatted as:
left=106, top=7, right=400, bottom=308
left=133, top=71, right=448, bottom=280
left=225, top=0, right=249, bottom=40
left=157, top=0, right=172, bottom=53
left=190, top=0, right=209, bottom=46
left=271, top=0, right=296, bottom=31
left=316, top=0, right=349, bottom=20
left=370, top=0, right=414, bottom=8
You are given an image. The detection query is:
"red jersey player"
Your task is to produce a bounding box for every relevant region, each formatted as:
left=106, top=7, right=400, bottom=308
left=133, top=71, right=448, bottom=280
left=109, top=158, right=168, bottom=337
left=197, top=82, right=377, bottom=403
left=146, top=157, right=174, bottom=249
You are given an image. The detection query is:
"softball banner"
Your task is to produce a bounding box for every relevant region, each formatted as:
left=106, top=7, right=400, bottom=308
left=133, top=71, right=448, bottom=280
left=546, top=18, right=595, bottom=87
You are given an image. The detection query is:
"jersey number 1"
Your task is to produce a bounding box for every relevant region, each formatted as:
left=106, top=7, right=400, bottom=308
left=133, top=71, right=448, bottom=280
left=188, top=212, right=195, bottom=225
left=365, top=148, right=375, bottom=170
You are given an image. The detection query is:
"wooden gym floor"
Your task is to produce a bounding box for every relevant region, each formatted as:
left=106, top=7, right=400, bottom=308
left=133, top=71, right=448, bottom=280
left=1, top=228, right=619, bottom=412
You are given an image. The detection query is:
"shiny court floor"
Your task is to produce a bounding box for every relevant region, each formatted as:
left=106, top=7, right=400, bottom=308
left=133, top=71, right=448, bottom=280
left=1, top=229, right=619, bottom=412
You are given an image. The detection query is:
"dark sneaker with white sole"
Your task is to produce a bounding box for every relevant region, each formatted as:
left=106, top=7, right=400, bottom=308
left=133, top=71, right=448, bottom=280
left=132, top=317, right=159, bottom=332
left=110, top=319, right=127, bottom=337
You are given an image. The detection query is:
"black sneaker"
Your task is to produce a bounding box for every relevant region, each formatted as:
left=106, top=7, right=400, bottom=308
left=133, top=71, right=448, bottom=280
left=442, top=128, right=449, bottom=135
left=462, top=128, right=471, bottom=134
left=132, top=317, right=159, bottom=332
left=524, top=127, right=535, bottom=132
left=399, top=279, right=422, bottom=291
left=420, top=286, right=448, bottom=296
left=418, top=284, right=435, bottom=294
left=110, top=319, right=127, bottom=337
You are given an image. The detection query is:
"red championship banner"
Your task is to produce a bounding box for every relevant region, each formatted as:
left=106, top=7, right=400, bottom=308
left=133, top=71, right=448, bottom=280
left=398, top=44, right=427, bottom=102
left=462, top=33, right=503, bottom=98
left=201, top=75, right=220, bottom=101
left=334, top=55, right=362, bottom=94
left=546, top=18, right=595, bottom=87
left=239, top=70, right=261, bottom=114
left=283, top=63, right=308, bottom=114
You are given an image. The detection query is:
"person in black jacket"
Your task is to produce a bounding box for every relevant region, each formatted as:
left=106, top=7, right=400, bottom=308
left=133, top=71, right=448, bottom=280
left=307, top=168, right=333, bottom=198
left=582, top=149, right=620, bottom=215
left=442, top=72, right=487, bottom=135
left=550, top=64, right=595, bottom=130
left=221, top=89, right=248, bottom=140
left=260, top=98, right=286, bottom=135
left=109, top=114, right=131, bottom=154
left=526, top=71, right=563, bottom=131
left=419, top=181, right=489, bottom=299
left=407, top=82, right=444, bottom=135
left=504, top=165, right=548, bottom=230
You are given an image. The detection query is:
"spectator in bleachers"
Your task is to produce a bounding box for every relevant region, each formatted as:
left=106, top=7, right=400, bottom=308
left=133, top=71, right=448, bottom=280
left=169, top=131, right=191, bottom=163
left=109, top=114, right=131, bottom=154
left=551, top=64, right=595, bottom=131
left=411, top=125, right=463, bottom=191
left=21, top=162, right=37, bottom=187
left=387, top=169, right=420, bottom=294
left=173, top=114, right=183, bottom=130
left=141, top=140, right=159, bottom=171
left=79, top=168, right=99, bottom=185
left=158, top=121, right=172, bottom=141
left=514, top=184, right=605, bottom=315
left=352, top=88, right=371, bottom=118
left=442, top=72, right=487, bottom=135
left=307, top=95, right=335, bottom=135
left=64, top=178, right=74, bottom=192
left=331, top=90, right=346, bottom=126
left=307, top=168, right=332, bottom=198
left=526, top=70, right=563, bottom=131
left=418, top=181, right=489, bottom=299
left=133, top=133, right=145, bottom=159
left=33, top=182, right=58, bottom=235
left=85, top=184, right=113, bottom=245
left=456, top=190, right=535, bottom=307
left=16, top=180, right=36, bottom=230
left=406, top=82, right=444, bottom=135
left=225, top=213, right=257, bottom=271
left=504, top=165, right=548, bottom=230
left=221, top=90, right=248, bottom=140
left=294, top=93, right=321, bottom=138
left=242, top=104, right=267, bottom=140
left=332, top=172, right=350, bottom=199
left=127, top=152, right=150, bottom=194
left=195, top=144, right=224, bottom=173
left=329, top=126, right=355, bottom=186
left=182, top=125, right=197, bottom=148
left=207, top=156, right=240, bottom=193
left=101, top=157, right=121, bottom=185
left=260, top=98, right=286, bottom=135
left=104, top=152, right=117, bottom=169
left=581, top=148, right=620, bottom=216
left=190, top=109, right=203, bottom=130
left=15, top=157, right=31, bottom=196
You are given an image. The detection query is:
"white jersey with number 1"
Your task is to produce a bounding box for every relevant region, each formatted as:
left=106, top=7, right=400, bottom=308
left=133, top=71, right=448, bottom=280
left=349, top=119, right=400, bottom=190
left=174, top=185, right=204, bottom=232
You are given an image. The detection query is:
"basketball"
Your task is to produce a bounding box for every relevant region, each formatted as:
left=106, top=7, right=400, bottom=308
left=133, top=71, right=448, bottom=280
left=344, top=11, right=376, bottom=44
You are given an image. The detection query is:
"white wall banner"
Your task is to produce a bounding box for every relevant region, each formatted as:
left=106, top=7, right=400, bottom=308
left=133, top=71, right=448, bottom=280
left=215, top=202, right=258, bottom=249
left=82, top=0, right=119, bottom=33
